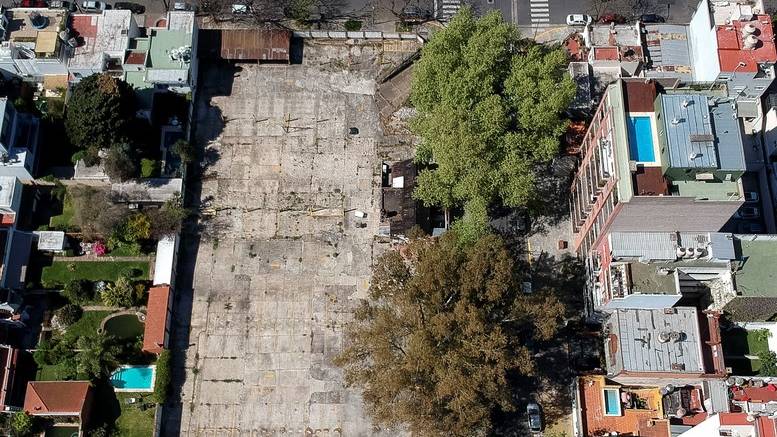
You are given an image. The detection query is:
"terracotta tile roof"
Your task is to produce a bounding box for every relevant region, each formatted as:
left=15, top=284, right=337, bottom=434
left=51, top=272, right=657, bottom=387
left=732, top=385, right=777, bottom=403
left=593, top=47, right=620, bottom=61
left=716, top=16, right=777, bottom=72
left=125, top=51, right=147, bottom=65
left=143, top=285, right=171, bottom=354
left=23, top=381, right=91, bottom=416
left=579, top=375, right=670, bottom=437
left=760, top=416, right=777, bottom=437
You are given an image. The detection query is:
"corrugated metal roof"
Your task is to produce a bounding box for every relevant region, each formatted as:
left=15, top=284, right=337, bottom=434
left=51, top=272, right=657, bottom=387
left=612, top=307, right=704, bottom=373
left=609, top=231, right=678, bottom=260
left=709, top=101, right=746, bottom=171
left=661, top=94, right=717, bottom=169
left=220, top=29, right=291, bottom=61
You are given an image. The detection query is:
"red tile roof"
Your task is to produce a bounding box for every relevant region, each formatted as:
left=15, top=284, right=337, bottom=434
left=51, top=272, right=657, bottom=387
left=143, top=285, right=171, bottom=354
left=70, top=15, right=97, bottom=39
left=593, top=47, right=620, bottom=61
left=716, top=16, right=777, bottom=72
left=125, top=51, right=146, bottom=65
left=732, top=385, right=777, bottom=403
left=759, top=416, right=777, bottom=437
left=23, top=381, right=91, bottom=416
left=0, top=213, right=15, bottom=226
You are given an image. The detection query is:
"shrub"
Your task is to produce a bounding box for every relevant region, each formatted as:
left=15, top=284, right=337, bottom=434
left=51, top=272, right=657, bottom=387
left=33, top=339, right=52, bottom=366
left=147, top=195, right=189, bottom=238
left=55, top=304, right=83, bottom=327
left=344, top=19, right=362, bottom=31
left=759, top=350, right=777, bottom=376
left=172, top=139, right=197, bottom=164
left=102, top=143, right=138, bottom=182
left=93, top=241, right=107, bottom=256
left=63, top=279, right=94, bottom=304
left=153, top=350, right=171, bottom=403
left=121, top=213, right=152, bottom=242
left=10, top=411, right=33, bottom=436
left=101, top=276, right=136, bottom=307
left=140, top=158, right=160, bottom=178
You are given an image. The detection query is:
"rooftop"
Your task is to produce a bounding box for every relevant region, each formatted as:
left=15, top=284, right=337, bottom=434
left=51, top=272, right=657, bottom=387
left=69, top=10, right=135, bottom=70
left=5, top=9, right=66, bottom=56
left=589, top=24, right=642, bottom=48
left=0, top=176, right=18, bottom=210
left=660, top=95, right=717, bottom=169
left=23, top=381, right=91, bottom=416
left=644, top=24, right=693, bottom=80
left=716, top=16, right=777, bottom=73
left=110, top=178, right=182, bottom=203
left=32, top=230, right=65, bottom=251
left=734, top=236, right=777, bottom=297
left=143, top=285, right=171, bottom=354
left=153, top=235, right=177, bottom=286
left=607, top=307, right=704, bottom=373
left=578, top=375, right=669, bottom=437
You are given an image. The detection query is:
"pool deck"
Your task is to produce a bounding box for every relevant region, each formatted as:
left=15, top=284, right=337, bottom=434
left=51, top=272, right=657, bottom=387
left=111, top=365, right=157, bottom=393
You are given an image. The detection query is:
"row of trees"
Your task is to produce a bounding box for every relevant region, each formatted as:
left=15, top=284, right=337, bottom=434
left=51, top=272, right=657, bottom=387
left=410, top=7, right=575, bottom=242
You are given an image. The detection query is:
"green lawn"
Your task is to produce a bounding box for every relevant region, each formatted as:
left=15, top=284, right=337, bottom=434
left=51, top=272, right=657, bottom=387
left=114, top=393, right=155, bottom=437
left=49, top=195, right=75, bottom=230
left=41, top=261, right=150, bottom=288
left=64, top=310, right=112, bottom=341
left=747, top=330, right=770, bottom=356
left=36, top=362, right=73, bottom=381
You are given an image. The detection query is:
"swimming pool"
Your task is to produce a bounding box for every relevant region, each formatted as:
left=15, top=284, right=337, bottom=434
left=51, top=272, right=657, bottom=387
left=603, top=388, right=622, bottom=416
left=627, top=115, right=656, bottom=163
left=110, top=365, right=156, bottom=392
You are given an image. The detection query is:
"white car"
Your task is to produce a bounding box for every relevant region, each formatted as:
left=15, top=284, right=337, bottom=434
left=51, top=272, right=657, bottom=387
left=82, top=1, right=108, bottom=11
left=566, top=14, right=592, bottom=26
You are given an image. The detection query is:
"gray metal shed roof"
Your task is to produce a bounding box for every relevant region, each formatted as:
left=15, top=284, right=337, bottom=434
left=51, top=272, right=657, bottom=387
left=644, top=25, right=693, bottom=80
left=609, top=231, right=678, bottom=261
left=661, top=94, right=717, bottom=169
left=709, top=100, right=746, bottom=171
left=611, top=307, right=704, bottom=373
left=708, top=232, right=736, bottom=260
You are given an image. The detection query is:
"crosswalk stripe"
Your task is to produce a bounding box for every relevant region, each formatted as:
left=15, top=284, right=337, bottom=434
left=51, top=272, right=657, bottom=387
left=531, top=8, right=550, bottom=12
left=531, top=18, right=550, bottom=22
left=531, top=13, right=550, bottom=18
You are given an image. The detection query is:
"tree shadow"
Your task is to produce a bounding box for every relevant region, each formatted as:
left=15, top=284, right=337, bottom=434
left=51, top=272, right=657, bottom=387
left=528, top=156, right=577, bottom=236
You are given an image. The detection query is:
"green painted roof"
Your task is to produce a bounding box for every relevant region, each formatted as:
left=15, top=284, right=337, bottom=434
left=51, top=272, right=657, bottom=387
left=672, top=180, right=741, bottom=201
left=148, top=29, right=192, bottom=70
left=131, top=37, right=151, bottom=51
left=735, top=238, right=777, bottom=297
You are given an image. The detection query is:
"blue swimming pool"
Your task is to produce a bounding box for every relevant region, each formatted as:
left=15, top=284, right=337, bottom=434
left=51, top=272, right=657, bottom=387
left=627, top=115, right=656, bottom=163
left=603, top=388, right=622, bottom=416
left=110, top=366, right=156, bottom=392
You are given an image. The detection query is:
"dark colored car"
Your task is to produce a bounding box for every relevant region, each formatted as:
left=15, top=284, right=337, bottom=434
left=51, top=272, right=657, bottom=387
left=598, top=13, right=627, bottom=24
left=20, top=0, right=49, bottom=7
left=114, top=2, right=144, bottom=13
left=641, top=14, right=666, bottom=23
left=527, top=402, right=542, bottom=434
left=49, top=0, right=77, bottom=11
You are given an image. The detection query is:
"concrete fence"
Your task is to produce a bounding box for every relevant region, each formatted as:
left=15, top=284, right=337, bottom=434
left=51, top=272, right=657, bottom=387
left=293, top=30, right=424, bottom=41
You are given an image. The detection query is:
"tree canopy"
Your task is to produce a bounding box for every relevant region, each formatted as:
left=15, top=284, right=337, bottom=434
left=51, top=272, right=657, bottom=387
left=335, top=232, right=565, bottom=436
left=65, top=74, right=134, bottom=155
left=410, top=8, right=575, bottom=241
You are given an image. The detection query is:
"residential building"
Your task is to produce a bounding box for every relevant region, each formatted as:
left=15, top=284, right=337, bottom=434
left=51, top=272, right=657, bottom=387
left=23, top=381, right=93, bottom=430
left=142, top=285, right=172, bottom=355
left=153, top=234, right=178, bottom=287
left=584, top=24, right=644, bottom=79
left=679, top=412, right=777, bottom=437
left=0, top=345, right=23, bottom=411
left=0, top=97, right=40, bottom=182
left=0, top=175, right=30, bottom=291
left=719, top=234, right=777, bottom=321
left=121, top=11, right=198, bottom=111
left=67, top=10, right=140, bottom=80
left=574, top=375, right=731, bottom=437
left=603, top=307, right=725, bottom=379
left=0, top=7, right=70, bottom=89
left=593, top=231, right=736, bottom=309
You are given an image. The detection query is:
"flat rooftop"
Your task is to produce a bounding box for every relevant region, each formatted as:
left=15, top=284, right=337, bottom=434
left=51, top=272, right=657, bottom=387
left=69, top=10, right=134, bottom=69
left=608, top=307, right=704, bottom=373
left=672, top=179, right=741, bottom=200
left=0, top=176, right=17, bottom=209
left=716, top=16, right=777, bottom=72
left=590, top=24, right=642, bottom=47
left=5, top=9, right=66, bottom=56
left=644, top=24, right=693, bottom=80
left=734, top=237, right=777, bottom=297
left=660, top=95, right=716, bottom=169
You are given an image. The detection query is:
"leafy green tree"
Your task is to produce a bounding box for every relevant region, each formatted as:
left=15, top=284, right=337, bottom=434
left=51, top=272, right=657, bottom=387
left=147, top=195, right=189, bottom=238
left=10, top=412, right=33, bottom=436
left=172, top=139, right=197, bottom=165
left=55, top=304, right=83, bottom=327
left=759, top=350, right=777, bottom=376
left=71, top=185, right=130, bottom=240
left=65, top=74, right=134, bottom=152
left=140, top=158, right=160, bottom=178
left=63, top=279, right=94, bottom=304
left=101, top=276, right=136, bottom=308
left=153, top=350, right=172, bottom=404
left=76, top=335, right=120, bottom=380
left=121, top=213, right=152, bottom=242
left=410, top=8, right=575, bottom=242
left=335, top=232, right=565, bottom=436
left=102, top=143, right=138, bottom=182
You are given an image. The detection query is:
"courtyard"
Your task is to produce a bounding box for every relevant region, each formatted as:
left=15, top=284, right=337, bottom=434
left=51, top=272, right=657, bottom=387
left=168, top=40, right=419, bottom=436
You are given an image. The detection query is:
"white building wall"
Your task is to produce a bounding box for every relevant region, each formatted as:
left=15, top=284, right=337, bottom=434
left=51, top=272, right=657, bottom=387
left=689, top=0, right=721, bottom=82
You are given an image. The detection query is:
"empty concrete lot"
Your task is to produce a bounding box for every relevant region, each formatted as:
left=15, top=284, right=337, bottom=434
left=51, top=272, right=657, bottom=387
left=176, top=41, right=417, bottom=436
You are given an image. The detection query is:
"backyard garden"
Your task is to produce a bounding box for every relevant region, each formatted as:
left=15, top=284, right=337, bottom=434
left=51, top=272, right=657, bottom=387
left=722, top=327, right=777, bottom=376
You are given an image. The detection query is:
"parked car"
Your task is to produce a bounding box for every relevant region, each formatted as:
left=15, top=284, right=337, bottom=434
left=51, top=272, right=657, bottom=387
left=114, top=2, right=143, bottom=13
left=640, top=14, right=666, bottom=23
left=736, top=206, right=760, bottom=219
left=598, top=13, right=627, bottom=24
left=173, top=1, right=191, bottom=10
left=566, top=14, right=592, bottom=26
left=49, top=0, right=77, bottom=11
left=20, top=0, right=48, bottom=7
left=527, top=402, right=543, bottom=434
left=81, top=1, right=108, bottom=11
left=737, top=221, right=763, bottom=233
left=744, top=191, right=759, bottom=203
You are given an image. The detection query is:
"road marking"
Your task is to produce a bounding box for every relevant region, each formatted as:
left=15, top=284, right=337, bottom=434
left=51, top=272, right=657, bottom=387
left=528, top=0, right=552, bottom=26
left=531, top=18, right=551, bottom=22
